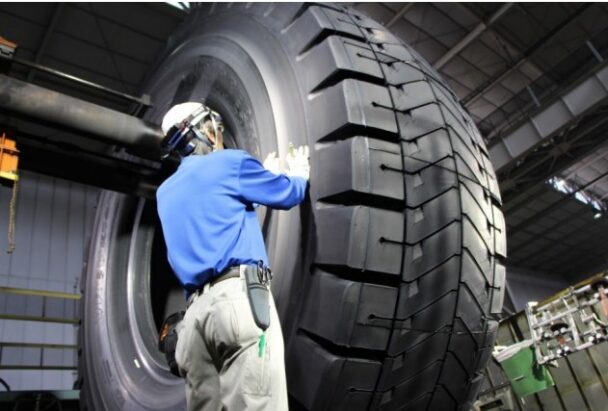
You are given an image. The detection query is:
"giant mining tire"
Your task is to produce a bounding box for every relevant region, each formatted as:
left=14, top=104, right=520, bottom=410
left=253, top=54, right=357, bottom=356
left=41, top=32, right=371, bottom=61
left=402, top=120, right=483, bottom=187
left=79, top=3, right=506, bottom=410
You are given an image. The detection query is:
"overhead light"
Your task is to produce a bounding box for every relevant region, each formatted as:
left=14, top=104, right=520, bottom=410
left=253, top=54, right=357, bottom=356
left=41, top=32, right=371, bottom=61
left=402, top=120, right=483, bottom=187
left=165, top=1, right=189, bottom=11
left=594, top=212, right=602, bottom=219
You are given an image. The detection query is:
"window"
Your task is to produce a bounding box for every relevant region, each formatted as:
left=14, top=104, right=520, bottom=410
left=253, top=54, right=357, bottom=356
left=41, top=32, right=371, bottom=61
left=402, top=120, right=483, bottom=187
left=166, top=2, right=190, bottom=12
left=547, top=176, right=606, bottom=215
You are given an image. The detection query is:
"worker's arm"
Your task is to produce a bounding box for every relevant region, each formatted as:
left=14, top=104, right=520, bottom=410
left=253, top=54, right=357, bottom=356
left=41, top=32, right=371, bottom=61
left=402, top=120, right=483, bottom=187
left=239, top=154, right=308, bottom=210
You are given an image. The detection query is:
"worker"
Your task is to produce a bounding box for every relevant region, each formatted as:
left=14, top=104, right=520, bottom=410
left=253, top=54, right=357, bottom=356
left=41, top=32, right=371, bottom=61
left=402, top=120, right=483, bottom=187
left=155, top=101, right=309, bottom=411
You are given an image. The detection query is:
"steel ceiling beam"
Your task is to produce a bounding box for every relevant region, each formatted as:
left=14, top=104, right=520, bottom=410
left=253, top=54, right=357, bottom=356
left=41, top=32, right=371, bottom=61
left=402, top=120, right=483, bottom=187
left=433, top=3, right=513, bottom=70
left=514, top=215, right=607, bottom=266
left=488, top=61, right=608, bottom=174
left=386, top=3, right=414, bottom=28
left=499, top=111, right=608, bottom=210
left=526, top=216, right=608, bottom=278
left=462, top=3, right=591, bottom=107
left=0, top=6, right=151, bottom=67
left=72, top=3, right=176, bottom=43
left=508, top=169, right=608, bottom=241
left=562, top=151, right=608, bottom=181
left=4, top=55, right=150, bottom=106
left=27, top=3, right=64, bottom=82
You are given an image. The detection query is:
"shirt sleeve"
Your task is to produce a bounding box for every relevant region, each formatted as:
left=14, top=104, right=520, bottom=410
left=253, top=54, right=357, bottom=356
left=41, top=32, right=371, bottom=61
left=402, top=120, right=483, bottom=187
left=238, top=154, right=308, bottom=210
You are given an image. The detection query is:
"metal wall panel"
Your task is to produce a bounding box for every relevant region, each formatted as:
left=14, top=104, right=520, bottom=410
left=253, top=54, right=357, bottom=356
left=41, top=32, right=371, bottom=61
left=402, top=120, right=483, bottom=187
left=0, top=170, right=98, bottom=390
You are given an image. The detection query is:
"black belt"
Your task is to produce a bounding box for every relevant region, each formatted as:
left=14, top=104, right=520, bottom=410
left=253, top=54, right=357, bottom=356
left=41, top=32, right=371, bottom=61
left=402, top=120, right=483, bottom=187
left=187, top=266, right=241, bottom=306
left=210, top=266, right=241, bottom=286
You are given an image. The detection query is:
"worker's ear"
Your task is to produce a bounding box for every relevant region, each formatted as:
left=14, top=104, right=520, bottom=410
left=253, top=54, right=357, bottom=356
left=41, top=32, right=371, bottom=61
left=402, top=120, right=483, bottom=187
left=215, top=130, right=224, bottom=149
left=206, top=130, right=216, bottom=145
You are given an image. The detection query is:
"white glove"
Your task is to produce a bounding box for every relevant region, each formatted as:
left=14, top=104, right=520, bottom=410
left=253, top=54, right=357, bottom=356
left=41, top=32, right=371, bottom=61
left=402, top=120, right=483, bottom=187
left=263, top=151, right=281, bottom=175
left=285, top=144, right=310, bottom=180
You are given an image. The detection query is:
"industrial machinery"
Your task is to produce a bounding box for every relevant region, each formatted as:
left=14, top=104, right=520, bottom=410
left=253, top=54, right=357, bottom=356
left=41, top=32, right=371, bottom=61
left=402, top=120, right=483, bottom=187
left=526, top=272, right=608, bottom=364
left=0, top=3, right=506, bottom=410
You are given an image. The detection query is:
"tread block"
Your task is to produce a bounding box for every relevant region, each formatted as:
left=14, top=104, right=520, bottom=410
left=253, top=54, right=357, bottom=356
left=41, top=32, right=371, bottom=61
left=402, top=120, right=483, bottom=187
left=287, top=335, right=381, bottom=411
left=460, top=179, right=494, bottom=224
left=315, top=205, right=404, bottom=275
left=390, top=82, right=435, bottom=113
left=285, top=6, right=364, bottom=54
left=492, top=204, right=507, bottom=258
left=461, top=186, right=493, bottom=248
left=477, top=324, right=497, bottom=365
left=359, top=27, right=398, bottom=47
left=300, top=269, right=397, bottom=350
left=398, top=257, right=460, bottom=315
left=478, top=140, right=493, bottom=167
left=319, top=6, right=367, bottom=39
left=389, top=292, right=457, bottom=355
left=380, top=332, right=450, bottom=389
left=403, top=157, right=458, bottom=207
left=405, top=188, right=461, bottom=244
left=481, top=150, right=502, bottom=204
left=449, top=319, right=483, bottom=375
left=462, top=248, right=492, bottom=295
left=383, top=60, right=426, bottom=86
left=402, top=128, right=452, bottom=163
left=430, top=80, right=469, bottom=126
left=457, top=284, right=487, bottom=334
left=310, top=79, right=398, bottom=142
left=313, top=137, right=404, bottom=203
left=487, top=172, right=502, bottom=205
left=300, top=36, right=384, bottom=92
left=402, top=221, right=461, bottom=280
left=490, top=262, right=506, bottom=314
left=427, top=384, right=457, bottom=411
left=393, top=392, right=432, bottom=411
left=454, top=153, right=486, bottom=192
left=449, top=129, right=486, bottom=186
left=380, top=361, right=444, bottom=410
left=438, top=352, right=469, bottom=404
left=396, top=272, right=460, bottom=321
left=406, top=45, right=451, bottom=92
left=346, top=9, right=392, bottom=32
left=474, top=129, right=490, bottom=155
left=398, top=104, right=445, bottom=141
left=463, top=217, right=493, bottom=267
left=372, top=44, right=415, bottom=64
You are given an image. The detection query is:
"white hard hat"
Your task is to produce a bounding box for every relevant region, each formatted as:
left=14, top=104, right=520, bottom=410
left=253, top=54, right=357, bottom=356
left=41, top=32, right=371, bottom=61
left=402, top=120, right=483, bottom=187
left=161, top=102, right=207, bottom=135
left=159, top=102, right=224, bottom=159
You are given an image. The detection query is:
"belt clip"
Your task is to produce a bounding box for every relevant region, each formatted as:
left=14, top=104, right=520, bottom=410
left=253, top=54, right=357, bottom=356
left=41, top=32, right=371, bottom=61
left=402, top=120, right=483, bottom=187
left=256, top=261, right=272, bottom=285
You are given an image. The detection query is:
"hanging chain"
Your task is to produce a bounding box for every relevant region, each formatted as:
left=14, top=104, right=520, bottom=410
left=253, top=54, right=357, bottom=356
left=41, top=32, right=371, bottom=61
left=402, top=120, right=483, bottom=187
left=7, top=178, right=18, bottom=254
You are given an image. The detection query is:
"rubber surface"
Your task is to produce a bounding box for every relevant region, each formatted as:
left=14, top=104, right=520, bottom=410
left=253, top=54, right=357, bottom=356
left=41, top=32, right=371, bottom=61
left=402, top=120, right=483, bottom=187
left=79, top=3, right=506, bottom=410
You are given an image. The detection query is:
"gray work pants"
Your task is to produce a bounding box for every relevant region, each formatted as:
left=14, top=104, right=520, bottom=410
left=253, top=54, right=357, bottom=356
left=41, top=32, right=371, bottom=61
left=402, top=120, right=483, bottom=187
left=175, top=272, right=288, bottom=411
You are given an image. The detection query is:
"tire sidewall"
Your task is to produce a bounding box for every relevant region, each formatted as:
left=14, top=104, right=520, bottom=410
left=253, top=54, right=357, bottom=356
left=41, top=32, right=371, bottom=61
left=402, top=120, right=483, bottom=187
left=81, top=7, right=314, bottom=409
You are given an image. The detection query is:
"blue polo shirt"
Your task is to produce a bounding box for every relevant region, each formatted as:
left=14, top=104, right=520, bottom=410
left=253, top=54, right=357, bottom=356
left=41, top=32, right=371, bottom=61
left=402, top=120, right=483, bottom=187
left=156, top=149, right=307, bottom=295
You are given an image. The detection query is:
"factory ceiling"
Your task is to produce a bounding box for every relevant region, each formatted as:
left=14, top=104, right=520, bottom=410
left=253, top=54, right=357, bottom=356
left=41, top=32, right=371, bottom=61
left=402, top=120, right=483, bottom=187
left=0, top=2, right=607, bottom=284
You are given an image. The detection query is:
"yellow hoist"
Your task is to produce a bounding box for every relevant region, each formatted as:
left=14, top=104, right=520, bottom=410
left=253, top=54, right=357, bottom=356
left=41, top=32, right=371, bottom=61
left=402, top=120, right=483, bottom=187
left=0, top=132, right=19, bottom=253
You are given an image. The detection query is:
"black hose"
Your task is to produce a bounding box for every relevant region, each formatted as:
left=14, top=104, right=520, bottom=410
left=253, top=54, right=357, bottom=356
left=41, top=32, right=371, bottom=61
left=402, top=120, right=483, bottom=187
left=0, top=74, right=163, bottom=159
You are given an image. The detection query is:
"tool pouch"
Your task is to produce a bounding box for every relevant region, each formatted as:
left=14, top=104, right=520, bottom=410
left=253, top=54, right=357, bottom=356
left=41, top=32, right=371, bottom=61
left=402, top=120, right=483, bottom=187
left=244, top=263, right=272, bottom=331
left=159, top=311, right=185, bottom=378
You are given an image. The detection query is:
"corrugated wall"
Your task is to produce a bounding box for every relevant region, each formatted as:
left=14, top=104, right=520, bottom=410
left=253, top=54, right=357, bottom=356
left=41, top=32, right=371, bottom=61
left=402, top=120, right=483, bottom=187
left=0, top=170, right=98, bottom=391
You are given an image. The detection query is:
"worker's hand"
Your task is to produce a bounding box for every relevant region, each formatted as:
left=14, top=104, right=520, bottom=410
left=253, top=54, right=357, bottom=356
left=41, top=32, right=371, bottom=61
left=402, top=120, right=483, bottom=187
left=285, top=144, right=310, bottom=180
left=263, top=151, right=281, bottom=175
